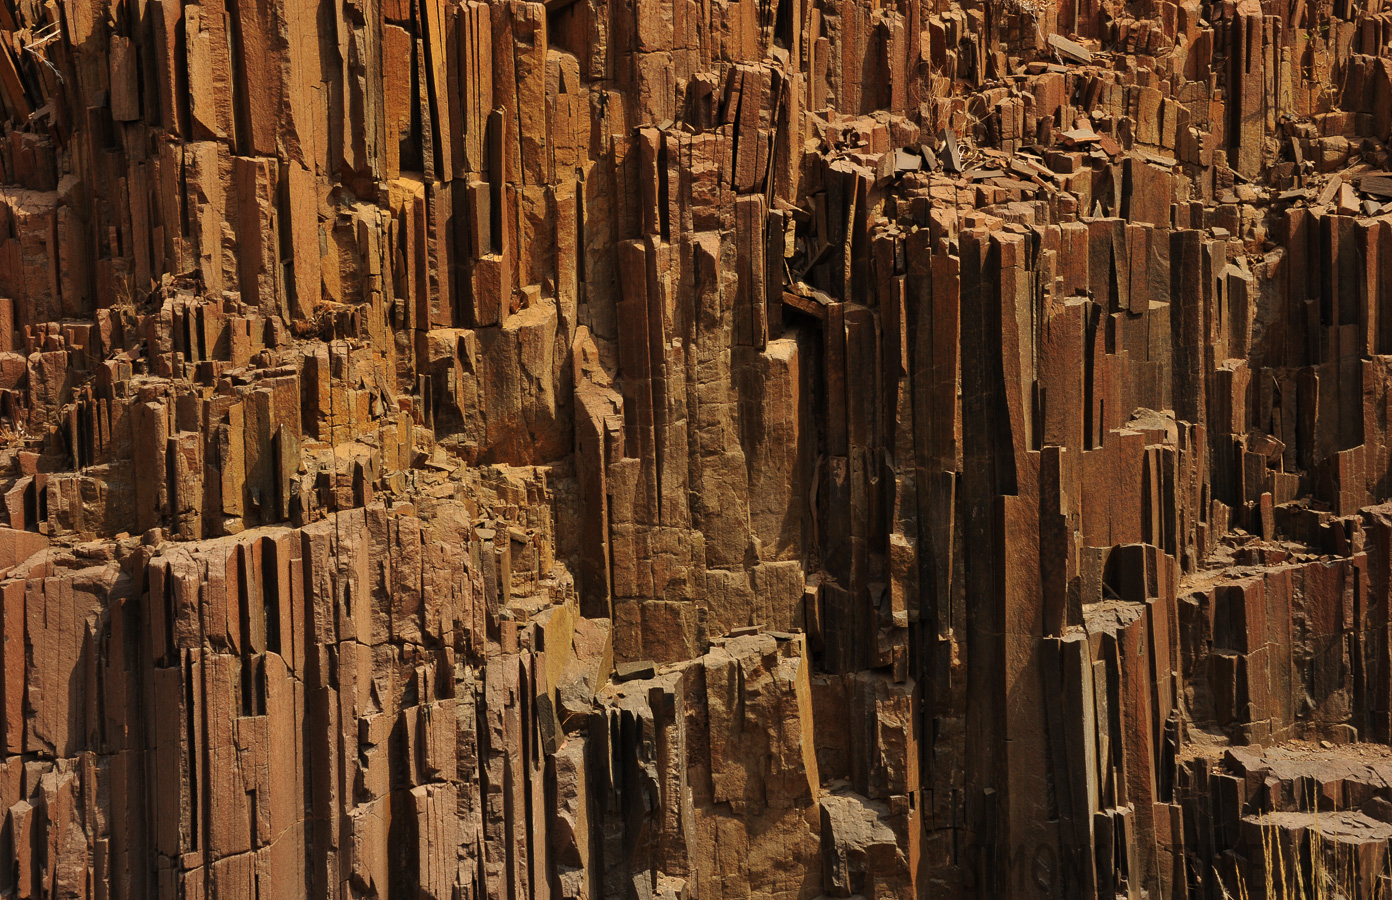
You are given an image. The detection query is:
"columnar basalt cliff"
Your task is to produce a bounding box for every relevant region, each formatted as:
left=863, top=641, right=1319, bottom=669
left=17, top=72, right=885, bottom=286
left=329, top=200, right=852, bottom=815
left=0, top=0, right=1391, bottom=895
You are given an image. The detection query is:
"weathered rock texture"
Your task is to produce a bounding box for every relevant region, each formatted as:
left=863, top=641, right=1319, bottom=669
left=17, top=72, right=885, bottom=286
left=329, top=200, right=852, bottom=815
left=1, top=0, right=1392, bottom=895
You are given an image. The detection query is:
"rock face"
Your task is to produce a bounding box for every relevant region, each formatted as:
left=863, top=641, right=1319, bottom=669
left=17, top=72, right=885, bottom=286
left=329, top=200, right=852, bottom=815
left=1, top=0, right=1392, bottom=895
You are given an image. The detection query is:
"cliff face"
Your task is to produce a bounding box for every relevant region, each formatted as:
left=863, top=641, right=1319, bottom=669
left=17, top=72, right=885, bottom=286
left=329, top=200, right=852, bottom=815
left=0, top=0, right=1391, bottom=895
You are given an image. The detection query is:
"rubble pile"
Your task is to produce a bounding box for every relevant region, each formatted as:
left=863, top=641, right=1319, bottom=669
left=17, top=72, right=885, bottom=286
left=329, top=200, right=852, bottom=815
left=0, top=0, right=1391, bottom=895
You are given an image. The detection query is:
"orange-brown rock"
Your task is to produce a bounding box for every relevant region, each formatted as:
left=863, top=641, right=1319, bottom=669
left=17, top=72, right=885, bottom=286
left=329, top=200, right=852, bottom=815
left=1, top=0, right=1392, bottom=894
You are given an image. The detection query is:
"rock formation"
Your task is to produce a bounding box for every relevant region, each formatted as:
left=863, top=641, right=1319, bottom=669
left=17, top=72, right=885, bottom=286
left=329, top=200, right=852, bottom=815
left=0, top=0, right=1391, bottom=895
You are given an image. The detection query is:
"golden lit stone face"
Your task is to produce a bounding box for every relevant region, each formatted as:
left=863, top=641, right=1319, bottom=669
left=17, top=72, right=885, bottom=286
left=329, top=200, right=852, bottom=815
left=0, top=0, right=1385, bottom=895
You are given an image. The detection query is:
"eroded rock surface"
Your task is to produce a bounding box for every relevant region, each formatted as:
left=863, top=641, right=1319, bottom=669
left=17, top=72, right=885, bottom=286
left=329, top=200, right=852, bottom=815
left=2, top=0, right=1392, bottom=895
